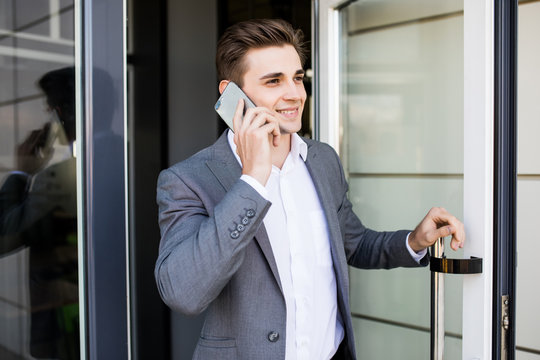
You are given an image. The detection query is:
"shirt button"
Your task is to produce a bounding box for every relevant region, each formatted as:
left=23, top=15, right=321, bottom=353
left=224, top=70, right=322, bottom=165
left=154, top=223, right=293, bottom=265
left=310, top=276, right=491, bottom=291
left=236, top=223, right=245, bottom=232
left=230, top=230, right=240, bottom=239
left=246, top=209, right=256, bottom=218
left=267, top=331, right=279, bottom=342
left=241, top=217, right=249, bottom=225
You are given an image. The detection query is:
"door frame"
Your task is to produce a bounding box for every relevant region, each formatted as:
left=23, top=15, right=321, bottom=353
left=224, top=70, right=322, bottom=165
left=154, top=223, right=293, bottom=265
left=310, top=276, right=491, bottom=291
left=313, top=0, right=511, bottom=358
left=76, top=0, right=130, bottom=358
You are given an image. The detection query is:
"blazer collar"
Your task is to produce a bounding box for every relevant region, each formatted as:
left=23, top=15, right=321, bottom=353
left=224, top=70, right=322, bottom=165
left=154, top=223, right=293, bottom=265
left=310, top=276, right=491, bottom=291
left=205, top=131, right=241, bottom=192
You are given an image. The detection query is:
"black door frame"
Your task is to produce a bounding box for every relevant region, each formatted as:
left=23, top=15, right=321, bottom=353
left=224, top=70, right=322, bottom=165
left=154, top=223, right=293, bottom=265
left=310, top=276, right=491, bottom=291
left=79, top=0, right=129, bottom=358
left=493, top=0, right=518, bottom=358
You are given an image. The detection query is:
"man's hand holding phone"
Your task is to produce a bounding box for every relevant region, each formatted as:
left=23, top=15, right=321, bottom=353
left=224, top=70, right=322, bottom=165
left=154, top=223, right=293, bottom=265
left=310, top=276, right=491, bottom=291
left=232, top=98, right=281, bottom=187
left=17, top=122, right=54, bottom=174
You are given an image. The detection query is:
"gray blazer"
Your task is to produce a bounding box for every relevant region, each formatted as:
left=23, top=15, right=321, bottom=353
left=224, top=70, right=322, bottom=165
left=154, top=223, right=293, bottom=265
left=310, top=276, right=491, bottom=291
left=155, top=132, right=427, bottom=360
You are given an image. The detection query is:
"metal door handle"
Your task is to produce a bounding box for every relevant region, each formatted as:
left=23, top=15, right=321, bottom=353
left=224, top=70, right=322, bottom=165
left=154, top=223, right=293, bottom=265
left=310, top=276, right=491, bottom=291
left=430, top=237, right=483, bottom=360
left=430, top=256, right=483, bottom=274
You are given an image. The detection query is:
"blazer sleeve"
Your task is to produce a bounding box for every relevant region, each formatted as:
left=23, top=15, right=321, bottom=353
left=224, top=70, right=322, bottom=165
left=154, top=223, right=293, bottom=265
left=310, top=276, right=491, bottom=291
left=154, top=167, right=271, bottom=315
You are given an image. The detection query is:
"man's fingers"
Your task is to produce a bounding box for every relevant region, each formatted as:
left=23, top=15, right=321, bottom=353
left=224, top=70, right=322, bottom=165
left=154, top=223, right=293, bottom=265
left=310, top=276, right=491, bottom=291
left=232, top=99, right=244, bottom=134
left=251, top=123, right=280, bottom=145
left=240, top=109, right=280, bottom=140
left=431, top=225, right=453, bottom=242
left=272, top=129, right=281, bottom=147
left=451, top=229, right=465, bottom=249
left=411, top=207, right=466, bottom=253
left=243, top=107, right=277, bottom=126
left=430, top=224, right=465, bottom=251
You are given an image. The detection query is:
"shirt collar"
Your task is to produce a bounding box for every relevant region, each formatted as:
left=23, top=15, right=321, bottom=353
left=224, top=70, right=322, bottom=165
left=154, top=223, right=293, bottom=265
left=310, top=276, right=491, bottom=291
left=227, top=129, right=308, bottom=166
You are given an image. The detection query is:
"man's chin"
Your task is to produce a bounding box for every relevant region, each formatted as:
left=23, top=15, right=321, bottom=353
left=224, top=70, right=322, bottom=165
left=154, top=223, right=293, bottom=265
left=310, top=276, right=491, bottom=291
left=278, top=122, right=302, bottom=135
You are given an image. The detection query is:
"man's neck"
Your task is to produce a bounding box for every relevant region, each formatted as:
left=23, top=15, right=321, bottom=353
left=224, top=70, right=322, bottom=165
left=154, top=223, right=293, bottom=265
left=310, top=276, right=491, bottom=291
left=271, top=133, right=292, bottom=169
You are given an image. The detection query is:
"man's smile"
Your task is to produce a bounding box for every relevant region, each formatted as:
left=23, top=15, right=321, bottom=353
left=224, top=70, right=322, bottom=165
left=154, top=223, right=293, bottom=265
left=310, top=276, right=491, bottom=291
left=275, top=106, right=301, bottom=118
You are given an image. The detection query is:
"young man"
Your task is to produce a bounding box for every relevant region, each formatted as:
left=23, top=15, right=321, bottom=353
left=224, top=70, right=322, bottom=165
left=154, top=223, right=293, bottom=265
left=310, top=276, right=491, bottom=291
left=155, top=19, right=465, bottom=360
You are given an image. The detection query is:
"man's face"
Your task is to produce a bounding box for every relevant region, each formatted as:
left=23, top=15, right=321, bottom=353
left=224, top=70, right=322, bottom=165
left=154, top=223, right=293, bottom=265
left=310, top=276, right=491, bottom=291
left=240, top=45, right=306, bottom=135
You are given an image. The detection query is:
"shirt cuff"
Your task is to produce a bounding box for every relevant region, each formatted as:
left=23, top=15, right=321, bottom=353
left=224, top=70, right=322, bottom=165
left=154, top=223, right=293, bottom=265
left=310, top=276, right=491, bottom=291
left=240, top=175, right=269, bottom=200
left=405, top=232, right=427, bottom=263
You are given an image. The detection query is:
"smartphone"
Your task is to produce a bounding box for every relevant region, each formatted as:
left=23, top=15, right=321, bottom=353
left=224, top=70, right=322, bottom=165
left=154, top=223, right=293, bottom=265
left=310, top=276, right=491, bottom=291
left=214, top=82, right=255, bottom=130
left=43, top=114, right=62, bottom=150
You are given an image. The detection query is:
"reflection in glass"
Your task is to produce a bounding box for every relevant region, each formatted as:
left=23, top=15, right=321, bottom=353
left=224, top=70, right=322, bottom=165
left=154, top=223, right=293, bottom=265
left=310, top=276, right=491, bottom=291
left=0, top=1, right=78, bottom=358
left=339, top=1, right=464, bottom=359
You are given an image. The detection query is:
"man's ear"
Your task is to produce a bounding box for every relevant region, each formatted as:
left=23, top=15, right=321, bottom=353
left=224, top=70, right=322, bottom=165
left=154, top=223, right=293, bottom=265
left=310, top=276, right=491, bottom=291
left=218, top=80, right=230, bottom=95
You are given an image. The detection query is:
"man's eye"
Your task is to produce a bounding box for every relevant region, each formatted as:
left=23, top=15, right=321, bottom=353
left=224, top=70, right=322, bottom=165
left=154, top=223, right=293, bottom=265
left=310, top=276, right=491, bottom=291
left=266, top=79, right=279, bottom=84
left=295, top=76, right=304, bottom=82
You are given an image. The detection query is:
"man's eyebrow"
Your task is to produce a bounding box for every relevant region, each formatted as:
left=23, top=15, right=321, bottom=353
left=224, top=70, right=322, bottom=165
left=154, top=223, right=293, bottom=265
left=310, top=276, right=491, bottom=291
left=259, top=69, right=305, bottom=80
left=259, top=72, right=283, bottom=80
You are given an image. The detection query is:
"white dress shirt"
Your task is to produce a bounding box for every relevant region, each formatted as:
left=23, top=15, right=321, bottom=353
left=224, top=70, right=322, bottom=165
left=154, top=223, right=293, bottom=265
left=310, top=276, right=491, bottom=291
left=227, top=130, right=425, bottom=359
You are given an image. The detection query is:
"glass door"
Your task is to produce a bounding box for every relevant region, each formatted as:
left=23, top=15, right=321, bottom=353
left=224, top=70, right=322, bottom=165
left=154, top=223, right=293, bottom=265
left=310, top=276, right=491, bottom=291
left=316, top=0, right=497, bottom=358
left=0, top=1, right=79, bottom=358
left=340, top=2, right=464, bottom=359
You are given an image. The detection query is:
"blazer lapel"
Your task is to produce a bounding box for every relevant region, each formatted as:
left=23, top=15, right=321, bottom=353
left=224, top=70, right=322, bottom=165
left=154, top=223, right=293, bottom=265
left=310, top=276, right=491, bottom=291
left=205, top=132, right=283, bottom=293
left=304, top=143, right=349, bottom=295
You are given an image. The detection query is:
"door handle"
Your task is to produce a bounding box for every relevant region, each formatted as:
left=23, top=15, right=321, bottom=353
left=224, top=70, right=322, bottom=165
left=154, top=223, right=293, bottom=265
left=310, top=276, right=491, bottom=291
left=430, top=255, right=483, bottom=274
left=430, top=237, right=483, bottom=360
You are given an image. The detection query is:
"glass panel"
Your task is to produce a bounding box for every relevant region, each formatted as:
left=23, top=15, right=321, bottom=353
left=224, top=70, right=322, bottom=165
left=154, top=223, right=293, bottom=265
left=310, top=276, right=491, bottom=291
left=517, top=351, right=540, bottom=360
left=352, top=318, right=462, bottom=360
left=349, top=177, right=463, bottom=334
left=0, top=0, right=78, bottom=358
left=340, top=1, right=464, bottom=358
left=516, top=1, right=540, bottom=358
left=517, top=1, right=540, bottom=175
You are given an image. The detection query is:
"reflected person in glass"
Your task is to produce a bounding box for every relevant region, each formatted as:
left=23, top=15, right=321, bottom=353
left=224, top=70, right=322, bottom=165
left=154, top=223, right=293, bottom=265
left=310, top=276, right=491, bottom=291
left=0, top=67, right=79, bottom=359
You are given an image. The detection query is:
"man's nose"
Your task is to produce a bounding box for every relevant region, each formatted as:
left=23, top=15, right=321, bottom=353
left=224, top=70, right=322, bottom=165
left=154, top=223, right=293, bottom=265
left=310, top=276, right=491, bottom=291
left=282, top=80, right=302, bottom=100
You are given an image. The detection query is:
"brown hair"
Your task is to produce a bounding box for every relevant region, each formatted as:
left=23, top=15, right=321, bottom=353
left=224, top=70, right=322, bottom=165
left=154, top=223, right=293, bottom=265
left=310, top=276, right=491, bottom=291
left=216, top=19, right=307, bottom=86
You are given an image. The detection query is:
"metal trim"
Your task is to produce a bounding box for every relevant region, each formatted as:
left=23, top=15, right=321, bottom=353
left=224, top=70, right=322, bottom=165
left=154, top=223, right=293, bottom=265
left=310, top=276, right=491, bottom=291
left=80, top=0, right=129, bottom=357
left=430, top=238, right=445, bottom=360
left=348, top=10, right=463, bottom=36
left=493, top=0, right=518, bottom=359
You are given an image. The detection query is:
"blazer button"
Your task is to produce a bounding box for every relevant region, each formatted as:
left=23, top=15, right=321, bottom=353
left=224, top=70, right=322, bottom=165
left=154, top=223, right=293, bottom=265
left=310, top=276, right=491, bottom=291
left=246, top=209, right=256, bottom=218
left=230, top=230, right=240, bottom=239
left=241, top=217, right=250, bottom=225
left=267, top=331, right=279, bottom=342
left=236, top=223, right=245, bottom=232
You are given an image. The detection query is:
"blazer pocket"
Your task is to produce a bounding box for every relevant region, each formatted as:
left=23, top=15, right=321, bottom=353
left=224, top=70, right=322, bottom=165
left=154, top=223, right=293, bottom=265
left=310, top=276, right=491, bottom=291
left=193, top=336, right=238, bottom=360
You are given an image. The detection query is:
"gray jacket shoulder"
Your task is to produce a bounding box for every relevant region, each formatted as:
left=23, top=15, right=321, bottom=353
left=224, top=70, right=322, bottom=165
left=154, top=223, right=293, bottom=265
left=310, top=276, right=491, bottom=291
left=162, top=144, right=218, bottom=177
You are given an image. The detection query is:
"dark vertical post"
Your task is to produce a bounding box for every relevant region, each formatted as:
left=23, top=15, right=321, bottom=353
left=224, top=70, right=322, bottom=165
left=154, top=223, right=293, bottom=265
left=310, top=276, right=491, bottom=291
left=127, top=0, right=170, bottom=358
left=80, top=0, right=128, bottom=358
left=493, top=0, right=517, bottom=359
